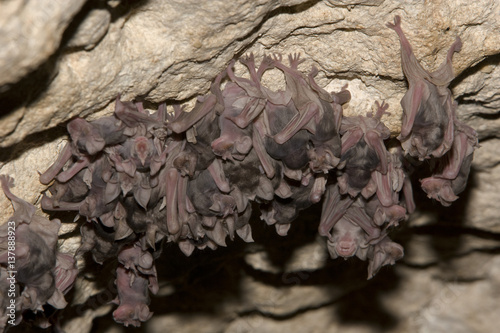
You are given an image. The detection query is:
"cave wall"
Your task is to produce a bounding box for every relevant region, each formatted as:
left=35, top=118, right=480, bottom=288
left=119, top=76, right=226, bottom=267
left=1, top=0, right=499, bottom=332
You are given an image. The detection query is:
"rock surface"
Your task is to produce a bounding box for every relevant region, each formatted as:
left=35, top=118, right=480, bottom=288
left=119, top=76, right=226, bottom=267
left=1, top=0, right=499, bottom=332
left=0, top=0, right=86, bottom=87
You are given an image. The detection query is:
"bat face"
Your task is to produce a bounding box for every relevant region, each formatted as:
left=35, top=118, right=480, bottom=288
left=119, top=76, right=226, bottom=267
left=327, top=217, right=366, bottom=259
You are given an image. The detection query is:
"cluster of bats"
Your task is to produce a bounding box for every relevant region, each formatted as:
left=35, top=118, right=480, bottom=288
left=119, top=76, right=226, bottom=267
left=0, top=16, right=478, bottom=328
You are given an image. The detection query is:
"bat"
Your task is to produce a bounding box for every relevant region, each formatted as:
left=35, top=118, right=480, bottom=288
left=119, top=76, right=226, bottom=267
left=337, top=102, right=391, bottom=198
left=387, top=15, right=461, bottom=160
left=112, top=266, right=153, bottom=327
left=0, top=175, right=77, bottom=321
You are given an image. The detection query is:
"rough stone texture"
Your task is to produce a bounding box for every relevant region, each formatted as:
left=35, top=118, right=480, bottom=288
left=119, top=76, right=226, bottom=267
left=0, top=0, right=86, bottom=87
left=1, top=0, right=500, bottom=332
left=66, top=8, right=111, bottom=51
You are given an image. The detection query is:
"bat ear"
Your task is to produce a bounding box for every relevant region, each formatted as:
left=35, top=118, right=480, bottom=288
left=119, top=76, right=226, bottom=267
left=47, top=289, right=67, bottom=309
left=275, top=223, right=291, bottom=236
left=332, top=89, right=351, bottom=105
left=388, top=242, right=404, bottom=260
left=326, top=240, right=339, bottom=259
left=368, top=241, right=404, bottom=279
left=356, top=246, right=370, bottom=260
left=234, top=136, right=252, bottom=155
left=134, top=185, right=151, bottom=210
left=236, top=224, right=254, bottom=243
left=178, top=239, right=195, bottom=256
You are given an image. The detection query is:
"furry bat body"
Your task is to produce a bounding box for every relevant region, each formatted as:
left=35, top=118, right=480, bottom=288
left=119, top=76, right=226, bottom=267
left=0, top=175, right=77, bottom=329
left=420, top=122, right=478, bottom=206
left=337, top=102, right=391, bottom=199
left=387, top=15, right=462, bottom=160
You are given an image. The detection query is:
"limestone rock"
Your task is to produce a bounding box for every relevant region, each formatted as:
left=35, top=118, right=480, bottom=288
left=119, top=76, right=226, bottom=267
left=0, top=0, right=86, bottom=87
left=66, top=8, right=111, bottom=51
left=0, top=137, right=66, bottom=221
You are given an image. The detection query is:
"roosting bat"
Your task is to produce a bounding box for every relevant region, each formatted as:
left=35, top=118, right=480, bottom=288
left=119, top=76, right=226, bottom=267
left=270, top=54, right=346, bottom=173
left=387, top=15, right=462, bottom=160
left=0, top=175, right=77, bottom=328
left=112, top=266, right=153, bottom=327
left=337, top=102, right=391, bottom=198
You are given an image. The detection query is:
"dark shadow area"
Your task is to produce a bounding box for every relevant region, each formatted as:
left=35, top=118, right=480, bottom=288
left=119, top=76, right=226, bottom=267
left=0, top=54, right=58, bottom=120
left=452, top=53, right=500, bottom=96
left=334, top=267, right=401, bottom=330
left=0, top=125, right=67, bottom=163
left=404, top=156, right=478, bottom=259
left=249, top=202, right=323, bottom=270
left=59, top=0, right=150, bottom=53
